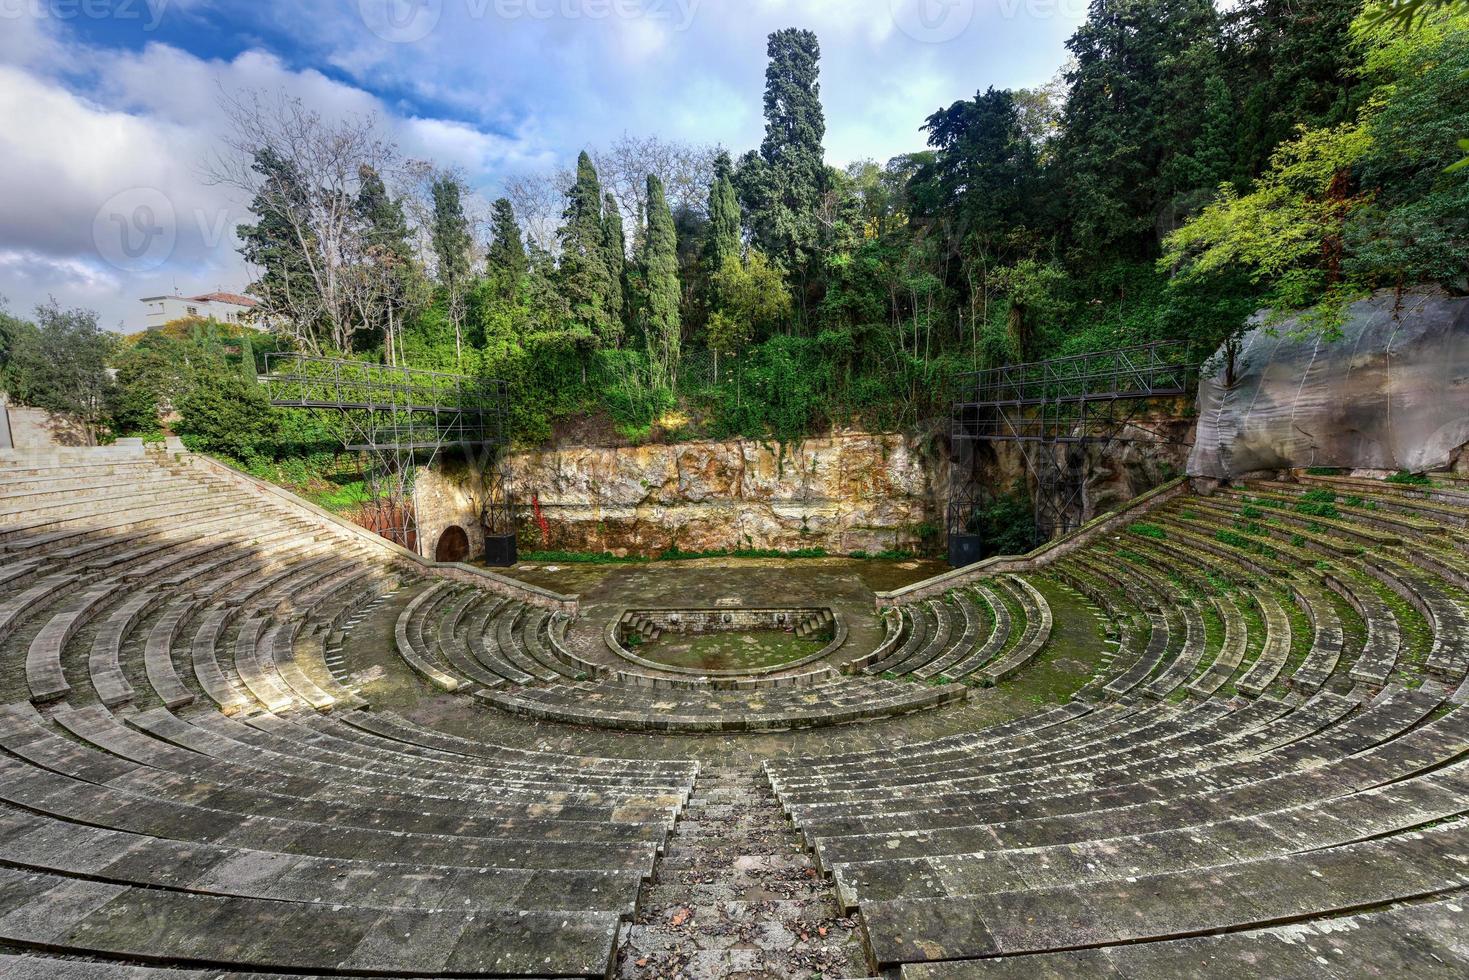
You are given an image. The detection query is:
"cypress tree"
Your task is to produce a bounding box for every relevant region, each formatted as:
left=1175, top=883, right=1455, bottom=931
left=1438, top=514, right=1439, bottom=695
left=704, top=151, right=741, bottom=280
left=557, top=151, right=616, bottom=343
left=430, top=176, right=472, bottom=288
left=237, top=148, right=320, bottom=345
left=642, top=173, right=681, bottom=375
left=356, top=165, right=411, bottom=260
left=487, top=196, right=528, bottom=283
left=737, top=28, right=827, bottom=278
left=601, top=192, right=627, bottom=331
left=237, top=334, right=256, bottom=384
left=353, top=165, right=416, bottom=364
left=486, top=197, right=527, bottom=300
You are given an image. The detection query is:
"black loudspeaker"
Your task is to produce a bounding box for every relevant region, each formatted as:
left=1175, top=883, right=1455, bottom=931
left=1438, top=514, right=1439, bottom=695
left=484, top=533, right=518, bottom=568
left=948, top=533, right=984, bottom=569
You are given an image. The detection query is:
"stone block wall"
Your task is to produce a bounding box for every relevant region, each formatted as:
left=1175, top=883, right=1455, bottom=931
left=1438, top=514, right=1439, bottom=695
left=413, top=462, right=489, bottom=564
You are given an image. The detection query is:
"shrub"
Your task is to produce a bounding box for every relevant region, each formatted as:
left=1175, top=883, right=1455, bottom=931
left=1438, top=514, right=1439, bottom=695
left=1129, top=523, right=1167, bottom=540
left=1294, top=501, right=1340, bottom=518
left=175, top=374, right=280, bottom=461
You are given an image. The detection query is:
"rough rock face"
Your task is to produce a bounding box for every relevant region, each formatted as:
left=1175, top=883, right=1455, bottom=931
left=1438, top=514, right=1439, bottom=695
left=1190, top=288, right=1469, bottom=480
left=502, top=431, right=940, bottom=556
left=970, top=412, right=1193, bottom=534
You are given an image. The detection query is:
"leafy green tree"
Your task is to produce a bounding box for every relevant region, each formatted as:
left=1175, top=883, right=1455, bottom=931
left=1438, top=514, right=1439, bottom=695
left=991, top=260, right=1070, bottom=361
left=1161, top=122, right=1372, bottom=334
left=237, top=147, right=320, bottom=343
left=176, top=372, right=280, bottom=461
left=1227, top=0, right=1367, bottom=179
left=735, top=28, right=827, bottom=310
left=641, top=173, right=682, bottom=378
left=708, top=251, right=791, bottom=356
left=1346, top=3, right=1469, bottom=286
left=912, top=87, right=1041, bottom=257
left=558, top=152, right=619, bottom=344
left=356, top=165, right=411, bottom=260
left=355, top=164, right=419, bottom=364
left=0, top=307, right=36, bottom=401
left=19, top=302, right=116, bottom=437
left=108, top=318, right=261, bottom=436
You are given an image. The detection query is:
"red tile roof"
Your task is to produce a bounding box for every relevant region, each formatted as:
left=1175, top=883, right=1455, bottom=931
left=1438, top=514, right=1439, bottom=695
left=188, top=292, right=258, bottom=308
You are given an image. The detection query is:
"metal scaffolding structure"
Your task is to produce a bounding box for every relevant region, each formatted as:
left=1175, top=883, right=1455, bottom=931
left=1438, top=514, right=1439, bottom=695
left=949, top=342, right=1196, bottom=547
left=262, top=354, right=510, bottom=554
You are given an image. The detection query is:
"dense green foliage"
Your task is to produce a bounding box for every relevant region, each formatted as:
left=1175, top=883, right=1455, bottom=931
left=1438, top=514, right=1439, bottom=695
left=6, top=1, right=1464, bottom=460
left=0, top=302, right=116, bottom=436
left=963, top=482, right=1038, bottom=559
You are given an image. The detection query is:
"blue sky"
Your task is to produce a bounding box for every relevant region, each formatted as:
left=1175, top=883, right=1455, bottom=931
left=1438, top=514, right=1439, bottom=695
left=0, top=0, right=1086, bottom=329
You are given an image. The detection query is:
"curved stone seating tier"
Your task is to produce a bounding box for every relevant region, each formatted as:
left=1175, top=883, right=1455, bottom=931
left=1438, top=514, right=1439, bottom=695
left=933, top=584, right=1015, bottom=681
left=392, top=582, right=586, bottom=696
left=894, top=896, right=1469, bottom=978
left=477, top=674, right=967, bottom=733
left=844, top=606, right=905, bottom=672
left=1176, top=494, right=1467, bottom=686
left=1188, top=593, right=1249, bottom=697
left=971, top=577, right=1053, bottom=686
left=767, top=688, right=1466, bottom=971
left=1139, top=515, right=1348, bottom=694
left=912, top=591, right=982, bottom=679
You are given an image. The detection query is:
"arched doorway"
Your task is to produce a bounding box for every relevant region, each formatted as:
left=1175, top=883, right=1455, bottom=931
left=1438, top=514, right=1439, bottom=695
left=434, top=525, right=470, bottom=563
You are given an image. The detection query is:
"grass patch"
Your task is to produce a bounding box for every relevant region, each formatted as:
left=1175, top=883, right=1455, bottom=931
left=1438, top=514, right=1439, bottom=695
left=1385, top=471, right=1430, bottom=486
left=1129, top=522, right=1168, bottom=540
left=522, top=550, right=649, bottom=565
left=1215, top=529, right=1278, bottom=559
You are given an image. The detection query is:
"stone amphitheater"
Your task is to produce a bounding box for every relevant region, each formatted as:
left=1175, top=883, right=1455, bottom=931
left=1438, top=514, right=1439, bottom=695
left=1, top=440, right=1468, bottom=979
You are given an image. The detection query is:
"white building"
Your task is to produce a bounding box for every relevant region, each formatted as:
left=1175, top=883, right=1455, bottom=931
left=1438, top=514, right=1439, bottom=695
left=139, top=291, right=260, bottom=331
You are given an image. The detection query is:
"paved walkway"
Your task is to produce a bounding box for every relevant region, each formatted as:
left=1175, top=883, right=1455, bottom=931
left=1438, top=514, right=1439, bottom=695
left=617, top=767, right=870, bottom=979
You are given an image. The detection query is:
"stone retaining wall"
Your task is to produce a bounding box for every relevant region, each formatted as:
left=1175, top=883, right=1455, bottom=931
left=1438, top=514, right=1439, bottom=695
left=501, top=430, right=941, bottom=557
